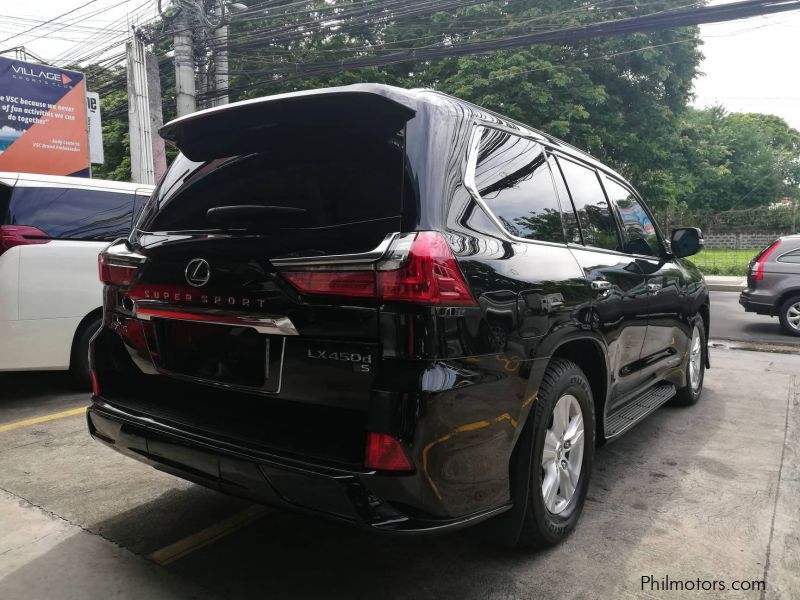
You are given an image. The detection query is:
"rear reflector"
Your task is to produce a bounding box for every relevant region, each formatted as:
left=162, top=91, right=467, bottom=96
left=365, top=432, right=414, bottom=472
left=281, top=232, right=477, bottom=306
left=0, top=225, right=50, bottom=256
left=752, top=240, right=781, bottom=281
left=98, top=252, right=138, bottom=286
left=91, top=370, right=100, bottom=396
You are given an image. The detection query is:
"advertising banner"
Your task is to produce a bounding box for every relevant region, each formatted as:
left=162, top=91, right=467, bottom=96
left=0, top=57, right=89, bottom=177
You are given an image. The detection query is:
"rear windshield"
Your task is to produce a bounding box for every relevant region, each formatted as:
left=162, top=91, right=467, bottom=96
left=139, top=131, right=406, bottom=233
left=1, top=185, right=136, bottom=241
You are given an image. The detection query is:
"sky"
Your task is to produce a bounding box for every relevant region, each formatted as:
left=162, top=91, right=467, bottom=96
left=2, top=0, right=800, bottom=130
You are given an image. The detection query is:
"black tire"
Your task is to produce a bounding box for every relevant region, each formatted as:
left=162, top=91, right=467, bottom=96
left=509, top=358, right=595, bottom=548
left=778, top=295, right=800, bottom=337
left=70, top=315, right=101, bottom=389
left=673, top=317, right=706, bottom=406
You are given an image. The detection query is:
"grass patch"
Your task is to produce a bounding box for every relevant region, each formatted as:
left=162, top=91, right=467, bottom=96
left=687, top=248, right=759, bottom=276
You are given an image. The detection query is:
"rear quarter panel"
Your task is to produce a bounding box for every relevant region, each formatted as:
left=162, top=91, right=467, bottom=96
left=18, top=240, right=106, bottom=319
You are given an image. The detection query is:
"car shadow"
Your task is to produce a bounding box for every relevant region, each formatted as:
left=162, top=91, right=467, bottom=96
left=740, top=321, right=799, bottom=342
left=0, top=371, right=90, bottom=422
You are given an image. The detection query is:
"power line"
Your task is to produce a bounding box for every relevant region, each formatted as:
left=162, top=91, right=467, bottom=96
left=203, top=0, right=799, bottom=100
left=0, top=0, right=105, bottom=45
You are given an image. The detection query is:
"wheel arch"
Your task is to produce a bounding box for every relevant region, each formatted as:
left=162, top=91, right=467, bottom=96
left=547, top=336, right=609, bottom=446
left=69, top=306, right=103, bottom=369
left=775, top=287, right=800, bottom=315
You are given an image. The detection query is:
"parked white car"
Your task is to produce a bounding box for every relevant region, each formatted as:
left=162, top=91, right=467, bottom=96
left=0, top=172, right=154, bottom=385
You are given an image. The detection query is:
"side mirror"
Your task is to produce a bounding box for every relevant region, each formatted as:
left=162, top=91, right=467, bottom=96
left=670, top=227, right=704, bottom=258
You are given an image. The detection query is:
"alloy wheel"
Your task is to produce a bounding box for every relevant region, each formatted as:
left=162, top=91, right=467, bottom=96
left=541, top=394, right=584, bottom=514
left=787, top=302, right=800, bottom=331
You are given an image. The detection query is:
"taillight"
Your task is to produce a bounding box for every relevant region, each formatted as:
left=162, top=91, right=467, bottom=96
left=0, top=225, right=50, bottom=256
left=98, top=251, right=139, bottom=286
left=752, top=240, right=781, bottom=281
left=281, top=270, right=376, bottom=298
left=281, top=232, right=477, bottom=306
left=365, top=432, right=414, bottom=472
left=378, top=232, right=476, bottom=305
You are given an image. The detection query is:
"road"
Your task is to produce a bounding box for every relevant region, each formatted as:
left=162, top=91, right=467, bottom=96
left=1, top=346, right=799, bottom=599
left=710, top=290, right=800, bottom=346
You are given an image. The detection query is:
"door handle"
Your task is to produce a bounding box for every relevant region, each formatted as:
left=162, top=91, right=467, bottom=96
left=647, top=283, right=662, bottom=294
left=590, top=280, right=612, bottom=291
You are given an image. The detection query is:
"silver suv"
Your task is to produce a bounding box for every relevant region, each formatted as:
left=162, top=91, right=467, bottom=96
left=740, top=235, right=800, bottom=336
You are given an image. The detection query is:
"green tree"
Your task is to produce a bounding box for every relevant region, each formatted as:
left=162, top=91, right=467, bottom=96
left=675, top=108, right=800, bottom=210
left=226, top=0, right=703, bottom=209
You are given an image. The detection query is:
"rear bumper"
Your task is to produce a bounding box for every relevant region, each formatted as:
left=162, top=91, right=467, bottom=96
left=739, top=290, right=775, bottom=315
left=87, top=400, right=510, bottom=534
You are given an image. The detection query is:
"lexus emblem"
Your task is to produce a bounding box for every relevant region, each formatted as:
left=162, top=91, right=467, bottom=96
left=185, top=258, right=211, bottom=287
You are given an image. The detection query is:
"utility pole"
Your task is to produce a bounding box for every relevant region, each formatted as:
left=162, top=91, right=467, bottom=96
left=173, top=2, right=196, bottom=117
left=127, top=30, right=167, bottom=184
left=212, top=2, right=229, bottom=107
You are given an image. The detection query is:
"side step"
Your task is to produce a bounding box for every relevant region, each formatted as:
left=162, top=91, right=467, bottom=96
left=604, top=383, right=676, bottom=439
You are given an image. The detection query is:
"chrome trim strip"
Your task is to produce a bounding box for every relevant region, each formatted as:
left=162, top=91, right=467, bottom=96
left=133, top=302, right=300, bottom=336
left=104, top=239, right=148, bottom=263
left=270, top=232, right=399, bottom=268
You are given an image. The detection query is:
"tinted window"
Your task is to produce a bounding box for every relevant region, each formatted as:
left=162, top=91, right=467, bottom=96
left=778, top=248, right=800, bottom=263
left=473, top=129, right=564, bottom=243
left=557, top=158, right=620, bottom=251
left=603, top=177, right=660, bottom=256
left=5, top=186, right=135, bottom=241
left=143, top=133, right=404, bottom=232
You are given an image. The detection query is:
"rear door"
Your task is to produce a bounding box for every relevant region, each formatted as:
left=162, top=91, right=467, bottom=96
left=126, top=127, right=408, bottom=410
left=602, top=176, right=689, bottom=379
left=553, top=155, right=649, bottom=405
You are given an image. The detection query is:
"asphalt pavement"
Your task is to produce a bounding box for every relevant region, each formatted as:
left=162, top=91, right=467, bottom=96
left=710, top=290, right=800, bottom=346
left=1, top=346, right=799, bottom=599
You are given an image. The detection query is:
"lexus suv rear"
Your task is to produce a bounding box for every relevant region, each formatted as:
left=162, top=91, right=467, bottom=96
left=88, top=84, right=709, bottom=547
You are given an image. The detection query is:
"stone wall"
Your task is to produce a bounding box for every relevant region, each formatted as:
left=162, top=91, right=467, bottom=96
left=704, top=231, right=790, bottom=249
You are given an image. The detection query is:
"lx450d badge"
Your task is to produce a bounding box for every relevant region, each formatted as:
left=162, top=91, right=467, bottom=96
left=306, top=348, right=372, bottom=372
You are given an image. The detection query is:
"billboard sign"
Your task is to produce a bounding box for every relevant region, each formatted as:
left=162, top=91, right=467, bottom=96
left=0, top=57, right=89, bottom=177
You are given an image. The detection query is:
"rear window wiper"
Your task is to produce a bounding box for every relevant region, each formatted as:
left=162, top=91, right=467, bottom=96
left=206, top=205, right=306, bottom=228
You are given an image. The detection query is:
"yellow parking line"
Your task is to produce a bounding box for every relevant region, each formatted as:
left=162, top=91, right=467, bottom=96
left=0, top=407, right=86, bottom=433
left=148, top=504, right=269, bottom=566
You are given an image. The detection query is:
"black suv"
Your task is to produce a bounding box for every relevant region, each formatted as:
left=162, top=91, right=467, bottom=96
left=89, top=84, right=709, bottom=547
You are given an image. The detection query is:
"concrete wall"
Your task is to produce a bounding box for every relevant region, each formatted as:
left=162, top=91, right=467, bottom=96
left=704, top=231, right=790, bottom=249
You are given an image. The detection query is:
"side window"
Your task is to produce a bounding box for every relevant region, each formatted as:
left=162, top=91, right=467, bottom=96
left=7, top=186, right=135, bottom=241
left=778, top=249, right=800, bottom=264
left=473, top=128, right=565, bottom=243
left=603, top=177, right=660, bottom=257
left=556, top=158, right=620, bottom=251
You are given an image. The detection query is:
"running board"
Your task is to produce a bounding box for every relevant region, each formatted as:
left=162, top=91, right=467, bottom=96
left=604, top=383, right=676, bottom=439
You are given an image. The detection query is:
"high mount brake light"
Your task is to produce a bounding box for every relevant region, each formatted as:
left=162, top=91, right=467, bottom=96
left=281, top=232, right=477, bottom=306
left=98, top=252, right=139, bottom=286
left=365, top=432, right=414, bottom=472
left=0, top=225, right=50, bottom=256
left=752, top=240, right=781, bottom=281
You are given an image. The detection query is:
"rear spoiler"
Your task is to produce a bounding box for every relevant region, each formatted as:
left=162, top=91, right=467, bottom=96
left=159, top=86, right=417, bottom=161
